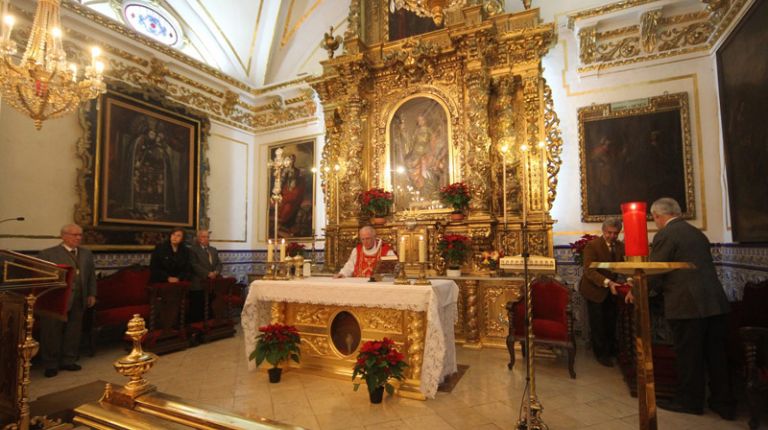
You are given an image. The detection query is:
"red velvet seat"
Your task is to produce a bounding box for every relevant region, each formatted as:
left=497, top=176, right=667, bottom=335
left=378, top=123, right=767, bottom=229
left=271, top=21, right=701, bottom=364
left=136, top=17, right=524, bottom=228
left=89, top=266, right=151, bottom=355
left=188, top=276, right=238, bottom=342
left=506, top=277, right=576, bottom=379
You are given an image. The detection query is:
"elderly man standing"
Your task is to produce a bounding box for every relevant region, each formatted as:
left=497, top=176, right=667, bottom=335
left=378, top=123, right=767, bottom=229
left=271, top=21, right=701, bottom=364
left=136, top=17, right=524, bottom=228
left=38, top=224, right=97, bottom=378
left=189, top=229, right=223, bottom=323
left=334, top=226, right=396, bottom=278
left=579, top=218, right=625, bottom=367
left=649, top=197, right=734, bottom=420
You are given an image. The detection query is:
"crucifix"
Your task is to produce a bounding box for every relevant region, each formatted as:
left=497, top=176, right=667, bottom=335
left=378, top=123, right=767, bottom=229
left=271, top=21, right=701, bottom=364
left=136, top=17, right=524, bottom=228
left=268, top=148, right=286, bottom=251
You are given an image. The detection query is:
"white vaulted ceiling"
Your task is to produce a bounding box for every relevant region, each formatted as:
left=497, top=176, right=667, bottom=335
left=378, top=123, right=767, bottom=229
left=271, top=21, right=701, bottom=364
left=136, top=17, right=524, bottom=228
left=74, top=0, right=350, bottom=87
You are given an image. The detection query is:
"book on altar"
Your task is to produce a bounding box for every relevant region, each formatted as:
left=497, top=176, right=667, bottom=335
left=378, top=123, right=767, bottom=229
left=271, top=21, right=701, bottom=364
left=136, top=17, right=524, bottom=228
left=370, top=255, right=398, bottom=282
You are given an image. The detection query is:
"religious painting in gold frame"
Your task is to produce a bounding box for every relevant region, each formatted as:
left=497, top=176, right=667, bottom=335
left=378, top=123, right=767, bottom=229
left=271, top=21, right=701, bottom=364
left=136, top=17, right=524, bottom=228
left=96, top=92, right=200, bottom=228
left=578, top=92, right=694, bottom=222
left=385, top=95, right=454, bottom=212
left=266, top=140, right=315, bottom=239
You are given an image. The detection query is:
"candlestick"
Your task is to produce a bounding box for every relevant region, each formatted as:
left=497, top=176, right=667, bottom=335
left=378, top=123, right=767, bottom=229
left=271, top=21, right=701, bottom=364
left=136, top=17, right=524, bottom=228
left=334, top=164, right=341, bottom=226
left=418, top=235, right=426, bottom=263
left=500, top=142, right=510, bottom=230
left=399, top=236, right=407, bottom=263
left=267, top=239, right=274, bottom=263
left=520, top=144, right=529, bottom=226
left=280, top=239, right=287, bottom=261
left=414, top=262, right=431, bottom=285
left=2, top=14, right=14, bottom=42
left=394, top=262, right=410, bottom=285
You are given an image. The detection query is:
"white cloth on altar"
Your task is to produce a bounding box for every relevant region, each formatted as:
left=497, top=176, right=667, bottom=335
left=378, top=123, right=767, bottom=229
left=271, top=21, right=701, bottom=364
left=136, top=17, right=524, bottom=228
left=241, top=277, right=459, bottom=399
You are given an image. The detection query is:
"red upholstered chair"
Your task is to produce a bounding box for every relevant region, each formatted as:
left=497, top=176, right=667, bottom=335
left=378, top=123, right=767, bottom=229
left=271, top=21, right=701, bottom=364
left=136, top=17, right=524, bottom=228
left=506, top=277, right=576, bottom=379
left=89, top=266, right=151, bottom=355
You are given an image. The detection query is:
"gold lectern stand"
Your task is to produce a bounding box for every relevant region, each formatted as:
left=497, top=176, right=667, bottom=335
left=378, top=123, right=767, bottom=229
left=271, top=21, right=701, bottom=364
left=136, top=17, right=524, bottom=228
left=591, top=261, right=693, bottom=430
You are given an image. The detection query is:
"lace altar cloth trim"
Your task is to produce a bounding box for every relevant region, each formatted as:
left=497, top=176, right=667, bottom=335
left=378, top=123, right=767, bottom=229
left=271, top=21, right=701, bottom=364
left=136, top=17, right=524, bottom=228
left=241, top=277, right=459, bottom=398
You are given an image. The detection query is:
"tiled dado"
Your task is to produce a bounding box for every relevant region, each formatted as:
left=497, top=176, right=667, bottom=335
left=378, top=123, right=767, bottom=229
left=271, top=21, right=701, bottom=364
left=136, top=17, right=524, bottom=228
left=90, top=250, right=325, bottom=284
left=555, top=243, right=768, bottom=340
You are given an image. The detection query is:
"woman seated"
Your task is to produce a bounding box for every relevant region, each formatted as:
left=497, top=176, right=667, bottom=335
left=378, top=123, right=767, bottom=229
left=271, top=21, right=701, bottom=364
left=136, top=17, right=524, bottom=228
left=149, top=227, right=192, bottom=284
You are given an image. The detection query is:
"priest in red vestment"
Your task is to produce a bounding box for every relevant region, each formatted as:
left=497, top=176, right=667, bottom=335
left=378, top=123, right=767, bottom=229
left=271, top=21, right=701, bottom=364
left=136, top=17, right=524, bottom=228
left=334, top=226, right=396, bottom=278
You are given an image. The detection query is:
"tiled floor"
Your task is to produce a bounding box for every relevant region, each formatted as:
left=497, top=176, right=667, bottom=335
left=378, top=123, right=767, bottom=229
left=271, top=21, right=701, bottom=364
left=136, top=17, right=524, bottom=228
left=30, top=330, right=753, bottom=429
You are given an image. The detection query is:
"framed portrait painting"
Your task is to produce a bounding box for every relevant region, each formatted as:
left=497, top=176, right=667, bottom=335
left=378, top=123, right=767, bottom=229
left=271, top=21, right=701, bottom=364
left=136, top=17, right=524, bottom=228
left=74, top=86, right=209, bottom=248
left=388, top=96, right=452, bottom=212
left=578, top=92, right=695, bottom=222
left=266, top=140, right=315, bottom=239
left=717, top=0, right=768, bottom=242
left=97, top=92, right=199, bottom=227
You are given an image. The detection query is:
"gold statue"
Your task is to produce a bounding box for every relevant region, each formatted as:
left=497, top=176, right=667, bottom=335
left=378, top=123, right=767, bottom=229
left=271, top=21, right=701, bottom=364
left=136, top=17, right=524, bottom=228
left=322, top=26, right=342, bottom=59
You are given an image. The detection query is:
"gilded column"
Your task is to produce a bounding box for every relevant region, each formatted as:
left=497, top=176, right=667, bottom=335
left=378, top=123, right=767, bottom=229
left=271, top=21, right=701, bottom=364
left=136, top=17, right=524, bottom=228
left=406, top=310, right=426, bottom=382
left=464, top=70, right=492, bottom=214
left=270, top=302, right=286, bottom=324
left=462, top=279, right=481, bottom=348
left=338, top=93, right=364, bottom=225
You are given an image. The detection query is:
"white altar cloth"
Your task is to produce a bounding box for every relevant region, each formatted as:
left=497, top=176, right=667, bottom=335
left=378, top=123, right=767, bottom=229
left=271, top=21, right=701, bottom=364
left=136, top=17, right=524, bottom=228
left=241, top=277, right=459, bottom=398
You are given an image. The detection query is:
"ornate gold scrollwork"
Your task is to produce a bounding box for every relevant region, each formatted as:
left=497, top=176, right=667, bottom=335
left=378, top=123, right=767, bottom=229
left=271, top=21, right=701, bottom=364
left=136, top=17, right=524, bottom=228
left=641, top=9, right=663, bottom=53
left=406, top=311, right=426, bottom=381
left=359, top=308, right=403, bottom=333
left=295, top=306, right=332, bottom=326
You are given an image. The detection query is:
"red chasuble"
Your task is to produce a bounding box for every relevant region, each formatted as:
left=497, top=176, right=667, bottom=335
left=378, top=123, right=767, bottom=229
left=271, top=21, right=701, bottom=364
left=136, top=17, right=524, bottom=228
left=352, top=242, right=393, bottom=277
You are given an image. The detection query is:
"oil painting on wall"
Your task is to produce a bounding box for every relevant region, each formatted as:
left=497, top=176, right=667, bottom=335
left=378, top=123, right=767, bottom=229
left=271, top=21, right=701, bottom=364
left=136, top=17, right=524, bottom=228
left=267, top=140, right=315, bottom=239
left=389, top=96, right=450, bottom=212
left=578, top=93, right=694, bottom=222
left=717, top=0, right=768, bottom=242
left=98, top=93, right=198, bottom=228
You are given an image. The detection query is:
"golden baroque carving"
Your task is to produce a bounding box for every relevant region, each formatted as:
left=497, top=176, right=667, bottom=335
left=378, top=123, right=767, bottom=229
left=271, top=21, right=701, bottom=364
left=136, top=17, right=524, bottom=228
left=302, top=335, right=333, bottom=357
left=658, top=22, right=714, bottom=51
left=359, top=308, right=402, bottom=333
left=295, top=306, right=332, bottom=326
left=464, top=71, right=492, bottom=213
left=483, top=287, right=505, bottom=336
left=578, top=27, right=597, bottom=64
left=641, top=9, right=663, bottom=53
left=542, top=80, right=563, bottom=211
left=406, top=311, right=426, bottom=381
left=382, top=39, right=441, bottom=83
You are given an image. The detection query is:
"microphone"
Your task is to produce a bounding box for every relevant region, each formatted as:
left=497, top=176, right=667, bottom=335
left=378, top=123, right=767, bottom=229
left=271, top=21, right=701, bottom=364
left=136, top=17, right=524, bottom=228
left=0, top=217, right=25, bottom=224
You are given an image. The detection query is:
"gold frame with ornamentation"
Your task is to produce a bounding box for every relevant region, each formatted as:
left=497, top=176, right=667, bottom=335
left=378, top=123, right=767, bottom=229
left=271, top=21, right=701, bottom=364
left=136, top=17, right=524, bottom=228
left=578, top=92, right=695, bottom=222
left=384, top=94, right=457, bottom=213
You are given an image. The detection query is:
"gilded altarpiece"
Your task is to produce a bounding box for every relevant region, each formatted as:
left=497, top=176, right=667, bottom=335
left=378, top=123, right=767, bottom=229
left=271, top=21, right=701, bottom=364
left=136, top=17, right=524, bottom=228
left=311, top=2, right=562, bottom=348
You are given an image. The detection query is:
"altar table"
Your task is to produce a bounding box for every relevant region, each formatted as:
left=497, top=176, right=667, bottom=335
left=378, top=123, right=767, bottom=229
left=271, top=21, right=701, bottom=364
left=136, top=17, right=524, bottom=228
left=241, top=277, right=459, bottom=399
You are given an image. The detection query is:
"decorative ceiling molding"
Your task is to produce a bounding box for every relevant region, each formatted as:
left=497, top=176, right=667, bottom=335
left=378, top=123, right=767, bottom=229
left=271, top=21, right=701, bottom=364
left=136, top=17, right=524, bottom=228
left=571, top=0, right=750, bottom=73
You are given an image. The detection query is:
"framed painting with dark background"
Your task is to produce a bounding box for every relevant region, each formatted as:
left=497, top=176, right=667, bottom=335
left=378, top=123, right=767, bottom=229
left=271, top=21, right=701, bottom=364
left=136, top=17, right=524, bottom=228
left=75, top=86, right=209, bottom=248
left=578, top=92, right=695, bottom=222
left=267, top=140, right=315, bottom=239
left=717, top=0, right=768, bottom=242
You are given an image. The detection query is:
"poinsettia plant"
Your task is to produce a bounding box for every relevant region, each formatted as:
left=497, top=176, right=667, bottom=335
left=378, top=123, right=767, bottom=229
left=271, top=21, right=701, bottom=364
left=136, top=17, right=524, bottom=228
left=360, top=188, right=394, bottom=217
left=439, top=182, right=471, bottom=212
left=352, top=338, right=408, bottom=396
left=249, top=323, right=301, bottom=369
left=438, top=234, right=472, bottom=268
left=569, top=234, right=599, bottom=266
left=287, top=242, right=306, bottom=257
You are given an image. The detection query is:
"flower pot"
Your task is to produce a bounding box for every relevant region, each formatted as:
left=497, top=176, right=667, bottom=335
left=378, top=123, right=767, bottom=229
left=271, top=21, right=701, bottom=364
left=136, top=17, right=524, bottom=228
left=369, top=386, right=385, bottom=404
left=268, top=367, right=282, bottom=383
left=371, top=216, right=386, bottom=225
left=446, top=268, right=462, bottom=278
left=449, top=212, right=465, bottom=222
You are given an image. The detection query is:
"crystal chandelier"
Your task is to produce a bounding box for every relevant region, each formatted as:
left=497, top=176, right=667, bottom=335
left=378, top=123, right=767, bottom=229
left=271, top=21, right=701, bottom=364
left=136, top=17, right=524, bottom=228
left=0, top=0, right=105, bottom=130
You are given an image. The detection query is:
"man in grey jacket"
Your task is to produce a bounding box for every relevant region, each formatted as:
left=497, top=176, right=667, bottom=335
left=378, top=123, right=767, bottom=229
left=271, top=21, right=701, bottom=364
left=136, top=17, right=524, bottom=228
left=37, top=224, right=97, bottom=377
left=189, top=229, right=223, bottom=322
left=649, top=198, right=734, bottom=420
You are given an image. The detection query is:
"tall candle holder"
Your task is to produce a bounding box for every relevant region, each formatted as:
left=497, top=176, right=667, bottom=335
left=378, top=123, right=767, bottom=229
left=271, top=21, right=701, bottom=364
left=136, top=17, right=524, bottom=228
left=263, top=263, right=276, bottom=280
left=414, top=262, right=431, bottom=285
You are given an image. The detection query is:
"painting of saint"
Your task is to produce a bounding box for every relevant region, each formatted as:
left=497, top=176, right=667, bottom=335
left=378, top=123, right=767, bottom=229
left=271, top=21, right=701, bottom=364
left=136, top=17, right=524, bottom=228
left=717, top=0, right=768, bottom=242
left=579, top=93, right=693, bottom=221
left=100, top=94, right=198, bottom=227
left=267, top=141, right=314, bottom=239
left=389, top=97, right=450, bottom=211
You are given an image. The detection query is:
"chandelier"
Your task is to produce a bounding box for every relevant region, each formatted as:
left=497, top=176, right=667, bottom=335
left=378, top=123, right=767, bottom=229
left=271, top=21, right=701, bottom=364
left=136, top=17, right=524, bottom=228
left=0, top=0, right=105, bottom=130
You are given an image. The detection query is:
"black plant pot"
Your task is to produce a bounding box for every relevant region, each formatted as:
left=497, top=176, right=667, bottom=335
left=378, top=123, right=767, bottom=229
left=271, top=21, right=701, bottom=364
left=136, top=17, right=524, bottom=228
left=369, top=386, right=385, bottom=404
left=268, top=367, right=282, bottom=383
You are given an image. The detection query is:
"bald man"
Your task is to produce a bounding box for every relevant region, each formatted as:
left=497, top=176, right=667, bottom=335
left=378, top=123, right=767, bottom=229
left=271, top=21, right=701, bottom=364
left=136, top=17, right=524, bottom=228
left=334, top=226, right=396, bottom=278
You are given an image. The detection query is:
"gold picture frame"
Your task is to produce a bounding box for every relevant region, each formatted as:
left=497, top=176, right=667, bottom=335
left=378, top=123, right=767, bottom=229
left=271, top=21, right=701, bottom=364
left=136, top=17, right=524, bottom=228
left=578, top=92, right=695, bottom=222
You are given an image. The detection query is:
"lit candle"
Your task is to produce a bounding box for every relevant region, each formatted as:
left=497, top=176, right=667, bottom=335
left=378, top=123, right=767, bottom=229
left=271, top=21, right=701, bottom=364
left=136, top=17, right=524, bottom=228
left=3, top=15, right=15, bottom=42
left=267, top=239, right=274, bottom=263
left=94, top=60, right=105, bottom=75
left=91, top=46, right=101, bottom=69
left=280, top=238, right=286, bottom=261
left=70, top=63, right=77, bottom=82
left=418, top=235, right=426, bottom=263
left=399, top=236, right=407, bottom=263
left=621, top=201, right=649, bottom=256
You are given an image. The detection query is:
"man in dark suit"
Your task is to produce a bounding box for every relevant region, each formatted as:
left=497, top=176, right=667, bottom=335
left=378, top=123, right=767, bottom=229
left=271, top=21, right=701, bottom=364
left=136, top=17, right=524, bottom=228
left=649, top=198, right=734, bottom=419
left=37, top=224, right=97, bottom=378
left=579, top=218, right=625, bottom=367
left=189, top=229, right=223, bottom=322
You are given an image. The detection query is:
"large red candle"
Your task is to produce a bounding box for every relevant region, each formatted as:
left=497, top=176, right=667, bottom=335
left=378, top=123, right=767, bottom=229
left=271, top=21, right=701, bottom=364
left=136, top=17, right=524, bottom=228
left=621, top=202, right=648, bottom=257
